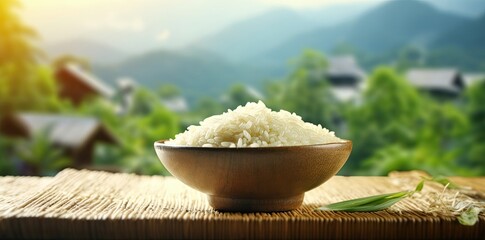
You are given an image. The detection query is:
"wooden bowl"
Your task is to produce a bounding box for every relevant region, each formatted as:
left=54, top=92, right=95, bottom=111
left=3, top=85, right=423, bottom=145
left=154, top=140, right=352, bottom=212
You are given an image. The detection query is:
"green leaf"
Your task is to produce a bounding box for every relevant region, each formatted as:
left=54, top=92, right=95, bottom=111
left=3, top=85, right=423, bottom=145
left=316, top=191, right=411, bottom=212
left=316, top=191, right=404, bottom=210
left=334, top=197, right=406, bottom=212
left=316, top=180, right=428, bottom=213
left=457, top=207, right=481, bottom=226
left=431, top=176, right=460, bottom=189
left=414, top=180, right=425, bottom=192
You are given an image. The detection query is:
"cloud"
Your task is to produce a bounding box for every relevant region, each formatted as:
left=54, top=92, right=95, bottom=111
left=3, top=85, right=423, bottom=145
left=84, top=12, right=145, bottom=32
left=156, top=30, right=171, bottom=42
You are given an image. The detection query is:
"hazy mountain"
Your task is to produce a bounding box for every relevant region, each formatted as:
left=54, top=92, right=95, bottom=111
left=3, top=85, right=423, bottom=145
left=262, top=0, right=469, bottom=64
left=421, top=0, right=485, bottom=18
left=196, top=8, right=317, bottom=62
left=93, top=49, right=278, bottom=103
left=434, top=13, right=485, bottom=50
left=426, top=13, right=485, bottom=70
left=44, top=39, right=127, bottom=64
left=91, top=0, right=485, bottom=104
left=195, top=4, right=375, bottom=62
left=303, top=3, right=376, bottom=27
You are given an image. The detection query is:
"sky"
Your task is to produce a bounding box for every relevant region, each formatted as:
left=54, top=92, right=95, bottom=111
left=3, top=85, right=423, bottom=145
left=20, top=0, right=382, bottom=51
left=261, top=0, right=378, bottom=8
left=19, top=0, right=484, bottom=55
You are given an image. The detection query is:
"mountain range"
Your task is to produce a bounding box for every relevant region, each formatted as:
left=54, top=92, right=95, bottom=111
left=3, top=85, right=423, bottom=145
left=434, top=13, right=485, bottom=51
left=91, top=0, right=485, bottom=103
left=259, top=0, right=470, bottom=64
left=93, top=49, right=278, bottom=103
left=421, top=0, right=485, bottom=17
left=196, top=4, right=375, bottom=62
left=196, top=8, right=317, bottom=62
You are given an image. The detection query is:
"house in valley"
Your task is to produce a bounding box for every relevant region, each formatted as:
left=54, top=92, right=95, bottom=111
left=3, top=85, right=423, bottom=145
left=406, top=68, right=465, bottom=98
left=326, top=56, right=366, bottom=102
left=55, top=63, right=115, bottom=105
left=161, top=97, right=189, bottom=113
left=0, top=113, right=118, bottom=174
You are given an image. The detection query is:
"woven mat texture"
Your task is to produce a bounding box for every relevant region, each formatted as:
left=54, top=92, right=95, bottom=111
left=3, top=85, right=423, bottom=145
left=0, top=169, right=484, bottom=239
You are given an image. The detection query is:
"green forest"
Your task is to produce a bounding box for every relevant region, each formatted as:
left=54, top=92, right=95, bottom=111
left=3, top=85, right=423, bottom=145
left=1, top=0, right=485, bottom=177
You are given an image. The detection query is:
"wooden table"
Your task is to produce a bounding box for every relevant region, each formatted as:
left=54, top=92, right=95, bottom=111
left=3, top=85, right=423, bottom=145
left=0, top=169, right=484, bottom=239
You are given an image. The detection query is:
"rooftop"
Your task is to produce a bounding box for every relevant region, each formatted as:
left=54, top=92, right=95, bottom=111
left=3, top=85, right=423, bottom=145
left=327, top=55, right=366, bottom=80
left=6, top=113, right=118, bottom=149
left=61, top=63, right=115, bottom=98
left=406, top=68, right=464, bottom=94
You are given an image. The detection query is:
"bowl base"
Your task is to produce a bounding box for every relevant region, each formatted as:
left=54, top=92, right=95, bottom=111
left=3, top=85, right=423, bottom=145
left=208, top=194, right=304, bottom=212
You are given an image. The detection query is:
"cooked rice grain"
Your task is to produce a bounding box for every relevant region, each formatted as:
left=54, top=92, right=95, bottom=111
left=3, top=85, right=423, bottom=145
left=166, top=101, right=343, bottom=147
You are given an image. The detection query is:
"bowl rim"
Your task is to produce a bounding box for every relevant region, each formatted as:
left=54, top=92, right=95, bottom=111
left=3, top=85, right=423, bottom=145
left=154, top=139, right=352, bottom=152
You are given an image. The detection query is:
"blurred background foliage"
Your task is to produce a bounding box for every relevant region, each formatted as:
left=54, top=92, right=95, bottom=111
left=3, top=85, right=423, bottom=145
left=1, top=0, right=485, bottom=177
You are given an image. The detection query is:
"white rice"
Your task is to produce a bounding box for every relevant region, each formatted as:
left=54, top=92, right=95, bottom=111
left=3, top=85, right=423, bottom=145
left=165, top=101, right=343, bottom=147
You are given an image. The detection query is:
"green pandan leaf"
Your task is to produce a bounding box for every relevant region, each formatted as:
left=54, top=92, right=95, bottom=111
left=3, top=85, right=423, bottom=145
left=317, top=179, right=481, bottom=227
left=431, top=176, right=460, bottom=189
left=316, top=191, right=411, bottom=212
left=336, top=197, right=406, bottom=212
left=317, top=180, right=425, bottom=212
left=414, top=180, right=425, bottom=192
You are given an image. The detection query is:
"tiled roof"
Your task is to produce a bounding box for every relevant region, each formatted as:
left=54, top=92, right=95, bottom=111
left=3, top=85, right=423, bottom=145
left=63, top=63, right=115, bottom=98
left=406, top=68, right=463, bottom=93
left=15, top=113, right=117, bottom=148
left=327, top=56, right=366, bottom=80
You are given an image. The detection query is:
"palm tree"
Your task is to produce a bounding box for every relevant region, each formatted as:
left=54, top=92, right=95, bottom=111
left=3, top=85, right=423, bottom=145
left=0, top=136, right=15, bottom=175
left=0, top=0, right=40, bottom=68
left=15, top=129, right=71, bottom=176
left=0, top=0, right=45, bottom=112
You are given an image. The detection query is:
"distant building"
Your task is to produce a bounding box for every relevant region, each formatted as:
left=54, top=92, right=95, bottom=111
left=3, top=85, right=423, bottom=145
left=0, top=113, right=118, bottom=169
left=327, top=56, right=366, bottom=86
left=55, top=63, right=115, bottom=105
left=161, top=96, right=189, bottom=113
left=406, top=68, right=465, bottom=98
left=326, top=56, right=366, bottom=102
left=115, top=78, right=136, bottom=115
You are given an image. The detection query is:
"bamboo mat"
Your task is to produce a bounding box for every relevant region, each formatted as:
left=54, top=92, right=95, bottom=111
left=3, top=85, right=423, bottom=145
left=0, top=169, right=484, bottom=239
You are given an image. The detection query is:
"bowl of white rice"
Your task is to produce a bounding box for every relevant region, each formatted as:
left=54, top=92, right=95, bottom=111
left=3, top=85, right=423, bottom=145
left=154, top=101, right=352, bottom=212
